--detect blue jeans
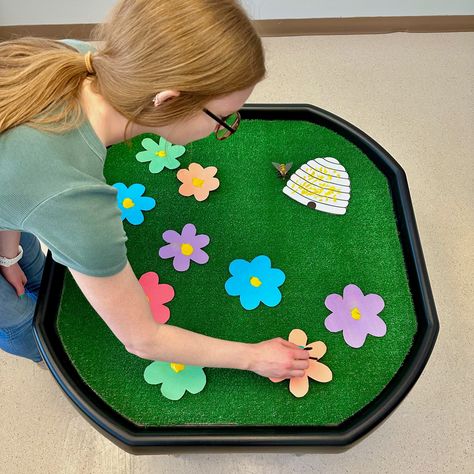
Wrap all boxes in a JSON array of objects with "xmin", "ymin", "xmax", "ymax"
[{"xmin": 0, "ymin": 232, "xmax": 45, "ymax": 363}]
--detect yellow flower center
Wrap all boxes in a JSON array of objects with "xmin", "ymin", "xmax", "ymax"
[
  {"xmin": 351, "ymin": 307, "xmax": 362, "ymax": 320},
  {"xmin": 192, "ymin": 177, "xmax": 205, "ymax": 187},
  {"xmin": 181, "ymin": 243, "xmax": 194, "ymax": 256},
  {"xmin": 122, "ymin": 198, "xmax": 135, "ymax": 209},
  {"xmin": 155, "ymin": 150, "xmax": 167, "ymax": 157},
  {"xmin": 170, "ymin": 363, "xmax": 185, "ymax": 373},
  {"xmin": 250, "ymin": 276, "xmax": 262, "ymax": 287}
]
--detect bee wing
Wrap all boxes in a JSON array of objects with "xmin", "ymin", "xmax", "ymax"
[
  {"xmin": 286, "ymin": 162, "xmax": 293, "ymax": 173},
  {"xmin": 271, "ymin": 162, "xmax": 281, "ymax": 170}
]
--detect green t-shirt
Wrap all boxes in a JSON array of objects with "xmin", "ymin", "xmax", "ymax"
[{"xmin": 0, "ymin": 39, "xmax": 128, "ymax": 277}]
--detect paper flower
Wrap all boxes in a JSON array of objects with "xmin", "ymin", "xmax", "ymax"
[
  {"xmin": 136, "ymin": 137, "xmax": 185, "ymax": 174},
  {"xmin": 270, "ymin": 329, "xmax": 332, "ymax": 398},
  {"xmin": 224, "ymin": 255, "xmax": 285, "ymax": 310},
  {"xmin": 158, "ymin": 223, "xmax": 210, "ymax": 272},
  {"xmin": 138, "ymin": 272, "xmax": 175, "ymax": 324},
  {"xmin": 112, "ymin": 183, "xmax": 156, "ymax": 225},
  {"xmin": 144, "ymin": 360, "xmax": 206, "ymax": 400},
  {"xmin": 177, "ymin": 163, "xmax": 220, "ymax": 201},
  {"xmin": 324, "ymin": 284, "xmax": 386, "ymax": 348}
]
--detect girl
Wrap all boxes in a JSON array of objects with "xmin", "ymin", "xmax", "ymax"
[{"xmin": 0, "ymin": 0, "xmax": 309, "ymax": 378}]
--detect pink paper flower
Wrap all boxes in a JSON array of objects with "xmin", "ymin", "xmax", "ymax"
[{"xmin": 138, "ymin": 272, "xmax": 175, "ymax": 324}]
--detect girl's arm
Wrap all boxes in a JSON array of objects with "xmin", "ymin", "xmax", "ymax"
[
  {"xmin": 0, "ymin": 230, "xmax": 21, "ymax": 257},
  {"xmin": 69, "ymin": 260, "xmax": 309, "ymax": 379}
]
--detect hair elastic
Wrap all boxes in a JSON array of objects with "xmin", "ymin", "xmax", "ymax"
[{"xmin": 84, "ymin": 51, "xmax": 95, "ymax": 74}]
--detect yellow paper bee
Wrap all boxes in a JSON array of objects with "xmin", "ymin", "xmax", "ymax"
[{"xmin": 272, "ymin": 161, "xmax": 293, "ymax": 179}]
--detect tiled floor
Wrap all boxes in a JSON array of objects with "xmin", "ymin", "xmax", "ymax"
[{"xmin": 1, "ymin": 32, "xmax": 473, "ymax": 473}]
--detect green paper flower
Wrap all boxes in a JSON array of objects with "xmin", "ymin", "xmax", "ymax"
[
  {"xmin": 144, "ymin": 360, "xmax": 207, "ymax": 400},
  {"xmin": 136, "ymin": 137, "xmax": 185, "ymax": 174}
]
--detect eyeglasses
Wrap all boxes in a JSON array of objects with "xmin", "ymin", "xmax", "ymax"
[{"xmin": 203, "ymin": 108, "xmax": 241, "ymax": 140}]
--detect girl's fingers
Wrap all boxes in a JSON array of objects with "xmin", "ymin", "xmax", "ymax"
[
  {"xmin": 292, "ymin": 359, "xmax": 310, "ymax": 370},
  {"xmin": 289, "ymin": 369, "xmax": 306, "ymax": 378}
]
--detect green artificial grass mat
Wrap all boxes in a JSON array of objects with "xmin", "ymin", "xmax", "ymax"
[{"xmin": 56, "ymin": 119, "xmax": 417, "ymax": 427}]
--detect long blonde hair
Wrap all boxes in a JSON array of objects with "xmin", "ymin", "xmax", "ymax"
[{"xmin": 0, "ymin": 0, "xmax": 265, "ymax": 141}]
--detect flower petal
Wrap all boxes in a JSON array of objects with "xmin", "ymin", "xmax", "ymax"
[
  {"xmin": 136, "ymin": 150, "xmax": 154, "ymax": 163},
  {"xmin": 289, "ymin": 375, "xmax": 309, "ymax": 398},
  {"xmin": 173, "ymin": 254, "xmax": 191, "ymax": 272},
  {"xmin": 240, "ymin": 290, "xmax": 262, "ymax": 310},
  {"xmin": 193, "ymin": 233, "xmax": 210, "ymax": 249},
  {"xmin": 188, "ymin": 162, "xmax": 204, "ymax": 176},
  {"xmin": 149, "ymin": 160, "xmax": 166, "ymax": 174},
  {"xmin": 177, "ymin": 168, "xmax": 192, "ymax": 184},
  {"xmin": 159, "ymin": 243, "xmax": 179, "ymax": 259},
  {"xmin": 343, "ymin": 284, "xmax": 365, "ymax": 306},
  {"xmin": 229, "ymin": 259, "xmax": 251, "ymax": 276},
  {"xmin": 325, "ymin": 293, "xmax": 343, "ymax": 312},
  {"xmin": 138, "ymin": 196, "xmax": 156, "ymax": 211},
  {"xmin": 151, "ymin": 304, "xmax": 170, "ymax": 324},
  {"xmin": 179, "ymin": 183, "xmax": 196, "ymax": 197},
  {"xmin": 144, "ymin": 361, "xmax": 168, "ymax": 384},
  {"xmin": 266, "ymin": 268, "xmax": 286, "ymax": 287},
  {"xmin": 155, "ymin": 283, "xmax": 175, "ymax": 305},
  {"xmin": 164, "ymin": 157, "xmax": 181, "ymax": 169},
  {"xmin": 162, "ymin": 229, "xmax": 182, "ymax": 244},
  {"xmin": 306, "ymin": 360, "xmax": 332, "ymax": 383},
  {"xmin": 225, "ymin": 276, "xmax": 242, "ymax": 296},
  {"xmin": 250, "ymin": 255, "xmax": 272, "ymax": 272},
  {"xmin": 260, "ymin": 287, "xmax": 282, "ymax": 308},
  {"xmin": 194, "ymin": 188, "xmax": 210, "ymax": 201},
  {"xmin": 366, "ymin": 314, "xmax": 387, "ymax": 337},
  {"xmin": 190, "ymin": 248, "xmax": 209, "ymax": 265},
  {"xmin": 128, "ymin": 183, "xmax": 146, "ymax": 200},
  {"xmin": 181, "ymin": 223, "xmax": 197, "ymax": 241},
  {"xmin": 343, "ymin": 327, "xmax": 368, "ymax": 349},
  {"xmin": 126, "ymin": 209, "xmax": 144, "ymax": 225},
  {"xmin": 161, "ymin": 381, "xmax": 186, "ymax": 401},
  {"xmin": 141, "ymin": 138, "xmax": 160, "ymax": 152},
  {"xmin": 288, "ymin": 329, "xmax": 307, "ymax": 346},
  {"xmin": 306, "ymin": 340, "xmax": 327, "ymax": 359},
  {"xmin": 183, "ymin": 366, "xmax": 207, "ymax": 394},
  {"xmin": 324, "ymin": 312, "xmax": 345, "ymax": 333},
  {"xmin": 363, "ymin": 293, "xmax": 385, "ymax": 314},
  {"xmin": 169, "ymin": 145, "xmax": 186, "ymax": 159}
]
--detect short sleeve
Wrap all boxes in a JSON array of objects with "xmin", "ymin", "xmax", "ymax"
[{"xmin": 22, "ymin": 185, "xmax": 128, "ymax": 277}]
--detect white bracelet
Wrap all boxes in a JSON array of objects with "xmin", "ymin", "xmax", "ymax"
[{"xmin": 0, "ymin": 245, "xmax": 23, "ymax": 267}]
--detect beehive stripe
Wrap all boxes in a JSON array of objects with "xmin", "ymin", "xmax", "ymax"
[
  {"xmin": 291, "ymin": 173, "xmax": 351, "ymax": 201},
  {"xmin": 300, "ymin": 165, "xmax": 351, "ymax": 190},
  {"xmin": 314, "ymin": 157, "xmax": 346, "ymax": 172},
  {"xmin": 283, "ymin": 186, "xmax": 347, "ymax": 215},
  {"xmin": 285, "ymin": 180, "xmax": 349, "ymax": 208},
  {"xmin": 306, "ymin": 160, "xmax": 349, "ymax": 180}
]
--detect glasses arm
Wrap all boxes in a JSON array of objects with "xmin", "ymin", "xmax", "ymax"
[{"xmin": 203, "ymin": 108, "xmax": 235, "ymax": 133}]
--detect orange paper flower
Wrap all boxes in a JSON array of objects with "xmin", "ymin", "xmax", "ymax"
[
  {"xmin": 270, "ymin": 329, "xmax": 333, "ymax": 398},
  {"xmin": 177, "ymin": 163, "xmax": 220, "ymax": 201}
]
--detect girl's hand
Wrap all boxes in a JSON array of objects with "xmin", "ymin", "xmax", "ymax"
[
  {"xmin": 247, "ymin": 338, "xmax": 310, "ymax": 379},
  {"xmin": 0, "ymin": 263, "xmax": 27, "ymax": 297}
]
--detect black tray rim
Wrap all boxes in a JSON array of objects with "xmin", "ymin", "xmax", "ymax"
[{"xmin": 33, "ymin": 103, "xmax": 439, "ymax": 454}]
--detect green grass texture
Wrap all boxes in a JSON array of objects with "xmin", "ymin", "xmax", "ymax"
[{"xmin": 56, "ymin": 119, "xmax": 417, "ymax": 427}]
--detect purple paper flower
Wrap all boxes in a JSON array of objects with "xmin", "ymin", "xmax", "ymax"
[
  {"xmin": 158, "ymin": 223, "xmax": 209, "ymax": 272},
  {"xmin": 324, "ymin": 284, "xmax": 386, "ymax": 348}
]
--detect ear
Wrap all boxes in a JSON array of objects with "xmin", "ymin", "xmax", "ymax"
[{"xmin": 154, "ymin": 90, "xmax": 181, "ymax": 106}]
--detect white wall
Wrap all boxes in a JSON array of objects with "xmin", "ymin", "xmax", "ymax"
[{"xmin": 1, "ymin": 0, "xmax": 473, "ymax": 26}]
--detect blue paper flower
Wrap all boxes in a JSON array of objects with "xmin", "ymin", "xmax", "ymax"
[
  {"xmin": 144, "ymin": 361, "xmax": 207, "ymax": 400},
  {"xmin": 112, "ymin": 183, "xmax": 156, "ymax": 225},
  {"xmin": 136, "ymin": 137, "xmax": 185, "ymax": 174},
  {"xmin": 224, "ymin": 255, "xmax": 286, "ymax": 310}
]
